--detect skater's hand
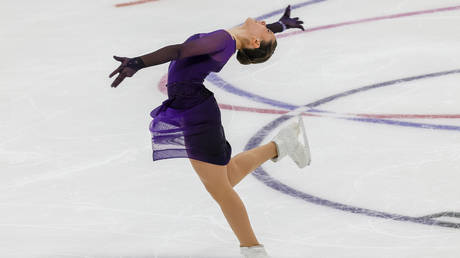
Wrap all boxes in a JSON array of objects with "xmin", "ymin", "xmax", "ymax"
[
  {"xmin": 279, "ymin": 5, "xmax": 305, "ymax": 31},
  {"xmin": 109, "ymin": 56, "xmax": 139, "ymax": 88}
]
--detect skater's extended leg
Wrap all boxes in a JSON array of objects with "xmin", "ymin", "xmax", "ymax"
[
  {"xmin": 226, "ymin": 141, "xmax": 277, "ymax": 187},
  {"xmin": 189, "ymin": 158, "xmax": 261, "ymax": 247}
]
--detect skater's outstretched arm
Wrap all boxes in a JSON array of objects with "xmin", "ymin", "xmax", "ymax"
[
  {"xmin": 266, "ymin": 5, "xmax": 305, "ymax": 33},
  {"xmin": 109, "ymin": 30, "xmax": 229, "ymax": 88}
]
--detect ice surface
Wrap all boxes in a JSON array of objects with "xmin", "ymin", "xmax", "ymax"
[{"xmin": 2, "ymin": 0, "xmax": 460, "ymax": 257}]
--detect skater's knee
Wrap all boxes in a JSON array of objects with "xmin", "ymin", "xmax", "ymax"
[
  {"xmin": 226, "ymin": 158, "xmax": 243, "ymax": 186},
  {"xmin": 201, "ymin": 174, "xmax": 233, "ymax": 202},
  {"xmin": 204, "ymin": 183, "xmax": 233, "ymax": 203}
]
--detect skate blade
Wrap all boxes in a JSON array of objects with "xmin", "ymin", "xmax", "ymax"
[{"xmin": 297, "ymin": 115, "xmax": 311, "ymax": 166}]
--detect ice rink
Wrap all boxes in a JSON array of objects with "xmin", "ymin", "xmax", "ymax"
[{"xmin": 2, "ymin": 0, "xmax": 460, "ymax": 257}]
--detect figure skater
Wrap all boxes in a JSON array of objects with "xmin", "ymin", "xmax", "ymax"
[{"xmin": 109, "ymin": 5, "xmax": 309, "ymax": 258}]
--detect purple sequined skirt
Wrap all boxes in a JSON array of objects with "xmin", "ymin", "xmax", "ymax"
[{"xmin": 149, "ymin": 81, "xmax": 232, "ymax": 165}]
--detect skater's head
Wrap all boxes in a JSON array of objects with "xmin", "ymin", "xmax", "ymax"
[{"xmin": 232, "ymin": 17, "xmax": 277, "ymax": 65}]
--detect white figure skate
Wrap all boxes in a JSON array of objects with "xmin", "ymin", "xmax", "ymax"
[
  {"xmin": 270, "ymin": 115, "xmax": 311, "ymax": 168},
  {"xmin": 240, "ymin": 244, "xmax": 270, "ymax": 258}
]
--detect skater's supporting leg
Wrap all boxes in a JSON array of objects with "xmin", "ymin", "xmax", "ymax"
[
  {"xmin": 189, "ymin": 158, "xmax": 261, "ymax": 247},
  {"xmin": 226, "ymin": 141, "xmax": 277, "ymax": 187}
]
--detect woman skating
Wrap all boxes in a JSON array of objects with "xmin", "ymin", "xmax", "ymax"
[{"xmin": 109, "ymin": 5, "xmax": 308, "ymax": 258}]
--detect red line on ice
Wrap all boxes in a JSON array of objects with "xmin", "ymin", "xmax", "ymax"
[
  {"xmin": 156, "ymin": 77, "xmax": 458, "ymax": 119},
  {"xmin": 355, "ymin": 114, "xmax": 460, "ymax": 119},
  {"xmin": 115, "ymin": 0, "xmax": 158, "ymax": 8},
  {"xmin": 278, "ymin": 5, "xmax": 460, "ymax": 38}
]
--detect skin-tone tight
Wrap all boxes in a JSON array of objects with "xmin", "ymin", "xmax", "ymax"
[{"xmin": 188, "ymin": 141, "xmax": 278, "ymax": 247}]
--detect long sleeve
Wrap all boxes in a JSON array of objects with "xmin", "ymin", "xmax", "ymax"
[
  {"xmin": 139, "ymin": 44, "xmax": 181, "ymax": 67},
  {"xmin": 139, "ymin": 30, "xmax": 228, "ymax": 67}
]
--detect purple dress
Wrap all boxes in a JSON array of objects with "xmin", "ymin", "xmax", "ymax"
[{"xmin": 149, "ymin": 29, "xmax": 236, "ymax": 165}]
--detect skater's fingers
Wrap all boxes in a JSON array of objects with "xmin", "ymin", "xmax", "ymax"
[
  {"xmin": 113, "ymin": 55, "xmax": 125, "ymax": 62},
  {"xmin": 111, "ymin": 73, "xmax": 126, "ymax": 88},
  {"xmin": 109, "ymin": 65, "xmax": 125, "ymax": 78},
  {"xmin": 109, "ymin": 66, "xmax": 122, "ymax": 78},
  {"xmin": 283, "ymin": 5, "xmax": 291, "ymax": 17}
]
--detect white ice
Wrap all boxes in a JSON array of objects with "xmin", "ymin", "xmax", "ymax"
[{"xmin": 2, "ymin": 0, "xmax": 460, "ymax": 257}]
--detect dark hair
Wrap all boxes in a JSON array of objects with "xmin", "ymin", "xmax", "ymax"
[{"xmin": 236, "ymin": 39, "xmax": 277, "ymax": 65}]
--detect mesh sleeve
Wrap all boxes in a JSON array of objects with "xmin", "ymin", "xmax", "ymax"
[{"xmin": 139, "ymin": 44, "xmax": 182, "ymax": 67}]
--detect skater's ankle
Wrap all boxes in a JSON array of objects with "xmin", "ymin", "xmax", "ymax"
[
  {"xmin": 269, "ymin": 141, "xmax": 278, "ymax": 159},
  {"xmin": 240, "ymin": 242, "xmax": 261, "ymax": 248}
]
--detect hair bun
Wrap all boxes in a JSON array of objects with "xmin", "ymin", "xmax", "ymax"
[
  {"xmin": 236, "ymin": 40, "xmax": 277, "ymax": 65},
  {"xmin": 236, "ymin": 50, "xmax": 252, "ymax": 65}
]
